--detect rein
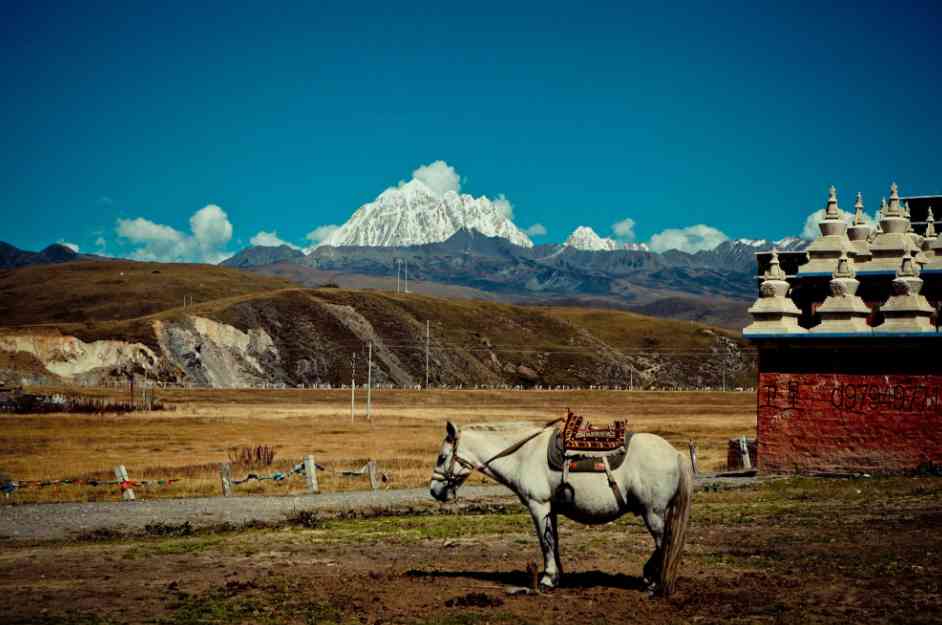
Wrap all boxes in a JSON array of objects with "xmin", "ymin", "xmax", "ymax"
[{"xmin": 431, "ymin": 418, "xmax": 562, "ymax": 489}]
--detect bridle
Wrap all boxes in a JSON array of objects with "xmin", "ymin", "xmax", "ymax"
[
  {"xmin": 430, "ymin": 418, "xmax": 563, "ymax": 493},
  {"xmin": 430, "ymin": 432, "xmax": 477, "ymax": 490}
]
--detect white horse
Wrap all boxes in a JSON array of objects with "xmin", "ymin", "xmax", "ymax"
[{"xmin": 430, "ymin": 420, "xmax": 693, "ymax": 596}]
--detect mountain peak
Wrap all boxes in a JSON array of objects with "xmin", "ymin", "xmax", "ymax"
[
  {"xmin": 320, "ymin": 184, "xmax": 533, "ymax": 249},
  {"xmin": 564, "ymin": 226, "xmax": 619, "ymax": 251},
  {"xmin": 220, "ymin": 244, "xmax": 304, "ymax": 268}
]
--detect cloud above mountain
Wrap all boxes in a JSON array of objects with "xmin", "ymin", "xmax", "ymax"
[
  {"xmin": 648, "ymin": 224, "xmax": 729, "ymax": 253},
  {"xmin": 612, "ymin": 218, "xmax": 637, "ymax": 242},
  {"xmin": 116, "ymin": 204, "xmax": 233, "ymax": 263},
  {"xmin": 525, "ymin": 223, "xmax": 547, "ymax": 236},
  {"xmin": 250, "ymin": 230, "xmax": 299, "ymax": 249},
  {"xmin": 404, "ymin": 160, "xmax": 460, "ymax": 198}
]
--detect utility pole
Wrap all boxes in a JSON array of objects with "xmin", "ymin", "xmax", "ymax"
[
  {"xmin": 425, "ymin": 320, "xmax": 430, "ymax": 390},
  {"xmin": 351, "ymin": 353, "xmax": 357, "ymax": 423},
  {"xmin": 404, "ymin": 259, "xmax": 409, "ymax": 293},
  {"xmin": 722, "ymin": 363, "xmax": 726, "ymax": 392},
  {"xmin": 396, "ymin": 259, "xmax": 401, "ymax": 293},
  {"xmin": 366, "ymin": 342, "xmax": 372, "ymax": 422}
]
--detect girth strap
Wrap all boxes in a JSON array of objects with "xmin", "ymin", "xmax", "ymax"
[{"xmin": 602, "ymin": 456, "xmax": 627, "ymax": 511}]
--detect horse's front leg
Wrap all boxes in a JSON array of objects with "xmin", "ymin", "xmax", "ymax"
[{"xmin": 526, "ymin": 500, "xmax": 560, "ymax": 590}]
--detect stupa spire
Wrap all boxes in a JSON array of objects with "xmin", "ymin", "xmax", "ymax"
[
  {"xmin": 811, "ymin": 250, "xmax": 871, "ymax": 334},
  {"xmin": 886, "ymin": 182, "xmax": 901, "ymax": 217},
  {"xmin": 799, "ymin": 185, "xmax": 853, "ymax": 275},
  {"xmin": 854, "ymin": 192, "xmax": 866, "ymax": 225},
  {"xmin": 744, "ymin": 249, "xmax": 805, "ymax": 336},
  {"xmin": 926, "ymin": 207, "xmax": 937, "ymax": 238},
  {"xmin": 825, "ymin": 185, "xmax": 840, "ymax": 219}
]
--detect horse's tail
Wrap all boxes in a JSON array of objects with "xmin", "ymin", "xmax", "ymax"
[{"xmin": 658, "ymin": 454, "xmax": 693, "ymax": 597}]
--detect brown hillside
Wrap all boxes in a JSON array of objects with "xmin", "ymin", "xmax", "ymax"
[
  {"xmin": 0, "ymin": 261, "xmax": 296, "ymax": 328},
  {"xmin": 0, "ymin": 262, "xmax": 755, "ymax": 389}
]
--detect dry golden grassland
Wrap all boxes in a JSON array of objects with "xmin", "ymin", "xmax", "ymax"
[{"xmin": 1, "ymin": 388, "xmax": 755, "ymax": 504}]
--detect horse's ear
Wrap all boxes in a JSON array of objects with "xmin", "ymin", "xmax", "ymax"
[{"xmin": 446, "ymin": 420, "xmax": 458, "ymax": 442}]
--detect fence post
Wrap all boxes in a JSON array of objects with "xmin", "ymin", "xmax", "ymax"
[
  {"xmin": 304, "ymin": 454, "xmax": 319, "ymax": 494},
  {"xmin": 687, "ymin": 440, "xmax": 699, "ymax": 476},
  {"xmin": 220, "ymin": 463, "xmax": 232, "ymax": 497},
  {"xmin": 368, "ymin": 460, "xmax": 378, "ymax": 491},
  {"xmin": 114, "ymin": 465, "xmax": 135, "ymax": 501},
  {"xmin": 739, "ymin": 436, "xmax": 752, "ymax": 470}
]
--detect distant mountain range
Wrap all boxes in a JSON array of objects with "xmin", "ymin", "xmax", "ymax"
[
  {"xmin": 221, "ymin": 229, "xmax": 808, "ymax": 329},
  {"xmin": 0, "ymin": 242, "xmax": 99, "ymax": 269},
  {"xmin": 2, "ymin": 227, "xmax": 806, "ymax": 330}
]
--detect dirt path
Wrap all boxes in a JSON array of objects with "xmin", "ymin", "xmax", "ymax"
[
  {"xmin": 1, "ymin": 476, "xmax": 939, "ymax": 625},
  {"xmin": 0, "ymin": 477, "xmax": 760, "ymax": 542}
]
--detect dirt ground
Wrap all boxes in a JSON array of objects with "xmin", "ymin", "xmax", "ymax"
[
  {"xmin": 2, "ymin": 389, "xmax": 755, "ymax": 503},
  {"xmin": 2, "ymin": 476, "xmax": 940, "ymax": 625}
]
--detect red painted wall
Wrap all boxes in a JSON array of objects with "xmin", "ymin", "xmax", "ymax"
[{"xmin": 758, "ymin": 372, "xmax": 942, "ymax": 473}]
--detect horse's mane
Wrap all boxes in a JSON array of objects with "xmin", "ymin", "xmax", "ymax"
[{"xmin": 464, "ymin": 421, "xmax": 544, "ymax": 432}]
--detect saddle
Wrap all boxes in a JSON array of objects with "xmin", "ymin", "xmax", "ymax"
[{"xmin": 547, "ymin": 410, "xmax": 633, "ymax": 509}]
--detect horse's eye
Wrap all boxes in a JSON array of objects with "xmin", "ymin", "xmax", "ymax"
[{"xmin": 436, "ymin": 454, "xmax": 446, "ymax": 465}]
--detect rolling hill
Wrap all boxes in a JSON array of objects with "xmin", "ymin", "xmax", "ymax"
[{"xmin": 0, "ymin": 262, "xmax": 755, "ymax": 390}]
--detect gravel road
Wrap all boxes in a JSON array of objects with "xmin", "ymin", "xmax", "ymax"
[{"xmin": 0, "ymin": 476, "xmax": 762, "ymax": 542}]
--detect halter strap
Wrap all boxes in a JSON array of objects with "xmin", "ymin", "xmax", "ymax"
[{"xmin": 431, "ymin": 418, "xmax": 563, "ymax": 487}]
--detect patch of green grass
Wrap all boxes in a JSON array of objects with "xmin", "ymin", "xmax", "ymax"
[
  {"xmin": 125, "ymin": 535, "xmax": 224, "ymax": 558},
  {"xmin": 308, "ymin": 512, "xmax": 533, "ymax": 543}
]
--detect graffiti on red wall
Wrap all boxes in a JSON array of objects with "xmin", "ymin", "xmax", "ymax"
[
  {"xmin": 757, "ymin": 372, "xmax": 942, "ymax": 472},
  {"xmin": 760, "ymin": 376, "xmax": 942, "ymax": 414}
]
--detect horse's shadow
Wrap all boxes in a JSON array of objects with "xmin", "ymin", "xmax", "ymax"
[{"xmin": 405, "ymin": 568, "xmax": 648, "ymax": 591}]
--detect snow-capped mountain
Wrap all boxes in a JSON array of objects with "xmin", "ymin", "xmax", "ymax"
[
  {"xmin": 563, "ymin": 226, "xmax": 649, "ymax": 252},
  {"xmin": 734, "ymin": 237, "xmax": 806, "ymax": 251},
  {"xmin": 564, "ymin": 226, "xmax": 619, "ymax": 251},
  {"xmin": 321, "ymin": 179, "xmax": 533, "ymax": 248}
]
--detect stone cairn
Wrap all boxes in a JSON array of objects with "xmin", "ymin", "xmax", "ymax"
[
  {"xmin": 846, "ymin": 192, "xmax": 873, "ymax": 266},
  {"xmin": 744, "ymin": 250, "xmax": 805, "ymax": 335},
  {"xmin": 811, "ymin": 251, "xmax": 872, "ymax": 333},
  {"xmin": 800, "ymin": 186, "xmax": 854, "ymax": 275},
  {"xmin": 874, "ymin": 251, "xmax": 936, "ymax": 333},
  {"xmin": 869, "ymin": 182, "xmax": 923, "ymax": 271}
]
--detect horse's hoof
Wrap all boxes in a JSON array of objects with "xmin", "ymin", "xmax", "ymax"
[{"xmin": 539, "ymin": 582, "xmax": 556, "ymax": 593}]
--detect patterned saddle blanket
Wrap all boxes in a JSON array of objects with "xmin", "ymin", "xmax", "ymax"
[{"xmin": 547, "ymin": 411, "xmax": 633, "ymax": 473}]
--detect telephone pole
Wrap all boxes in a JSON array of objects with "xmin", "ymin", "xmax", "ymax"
[
  {"xmin": 351, "ymin": 353, "xmax": 357, "ymax": 423},
  {"xmin": 366, "ymin": 342, "xmax": 373, "ymax": 422},
  {"xmin": 404, "ymin": 259, "xmax": 409, "ymax": 293},
  {"xmin": 425, "ymin": 320, "xmax": 430, "ymax": 390},
  {"xmin": 396, "ymin": 259, "xmax": 402, "ymax": 293}
]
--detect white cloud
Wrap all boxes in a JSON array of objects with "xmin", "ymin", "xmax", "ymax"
[
  {"xmin": 94, "ymin": 237, "xmax": 107, "ymax": 254},
  {"xmin": 58, "ymin": 240, "xmax": 79, "ymax": 252},
  {"xmin": 800, "ymin": 207, "xmax": 874, "ymax": 240},
  {"xmin": 304, "ymin": 225, "xmax": 340, "ymax": 252},
  {"xmin": 612, "ymin": 218, "xmax": 637, "ymax": 242},
  {"xmin": 525, "ymin": 223, "xmax": 547, "ymax": 236},
  {"xmin": 493, "ymin": 193, "xmax": 513, "ymax": 219},
  {"xmin": 409, "ymin": 160, "xmax": 461, "ymax": 197},
  {"xmin": 648, "ymin": 224, "xmax": 729, "ymax": 253},
  {"xmin": 250, "ymin": 230, "xmax": 299, "ymax": 249},
  {"xmin": 116, "ymin": 204, "xmax": 233, "ymax": 264}
]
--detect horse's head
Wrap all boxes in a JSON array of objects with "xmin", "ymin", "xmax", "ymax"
[{"xmin": 429, "ymin": 420, "xmax": 473, "ymax": 502}]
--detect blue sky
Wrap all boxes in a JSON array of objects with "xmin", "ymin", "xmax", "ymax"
[{"xmin": 2, "ymin": 1, "xmax": 940, "ymax": 260}]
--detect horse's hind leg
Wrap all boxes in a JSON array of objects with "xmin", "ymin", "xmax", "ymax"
[
  {"xmin": 550, "ymin": 506, "xmax": 563, "ymax": 578},
  {"xmin": 526, "ymin": 500, "xmax": 560, "ymax": 589},
  {"xmin": 641, "ymin": 508, "xmax": 665, "ymax": 587}
]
